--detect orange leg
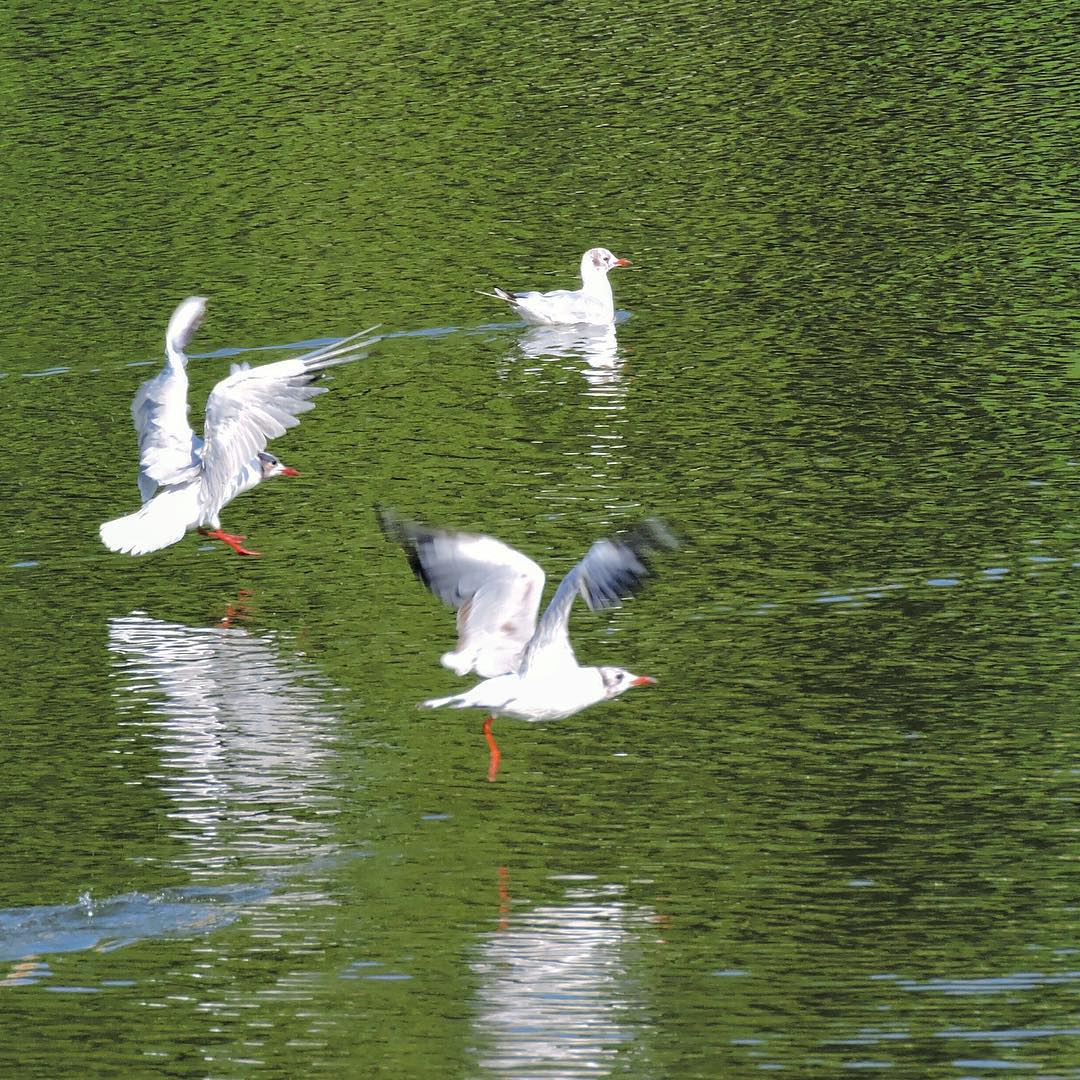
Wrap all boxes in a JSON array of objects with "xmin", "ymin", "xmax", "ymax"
[
  {"xmin": 199, "ymin": 528, "xmax": 261, "ymax": 557},
  {"xmin": 483, "ymin": 715, "xmax": 501, "ymax": 782},
  {"xmin": 497, "ymin": 865, "xmax": 511, "ymax": 930},
  {"xmin": 219, "ymin": 588, "xmax": 255, "ymax": 628}
]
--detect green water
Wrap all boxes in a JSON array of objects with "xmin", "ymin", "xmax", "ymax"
[{"xmin": 1, "ymin": 0, "xmax": 1077, "ymax": 1076}]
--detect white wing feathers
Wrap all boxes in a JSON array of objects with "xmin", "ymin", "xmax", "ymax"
[
  {"xmin": 131, "ymin": 296, "xmax": 208, "ymax": 502},
  {"xmin": 476, "ymin": 288, "xmax": 517, "ymax": 304},
  {"xmin": 197, "ymin": 327, "xmax": 379, "ymax": 517},
  {"xmin": 165, "ymin": 295, "xmax": 209, "ymax": 362},
  {"xmin": 379, "ymin": 512, "xmax": 546, "ymax": 678},
  {"xmin": 131, "ymin": 366, "xmax": 201, "ymax": 502}
]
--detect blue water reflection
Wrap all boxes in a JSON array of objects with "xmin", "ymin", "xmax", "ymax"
[{"xmin": 0, "ymin": 884, "xmax": 272, "ymax": 969}]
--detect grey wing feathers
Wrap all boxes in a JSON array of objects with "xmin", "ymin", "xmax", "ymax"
[
  {"xmin": 580, "ymin": 518, "xmax": 678, "ymax": 610},
  {"xmin": 379, "ymin": 510, "xmax": 546, "ymax": 677},
  {"xmin": 523, "ymin": 519, "xmax": 677, "ymax": 668},
  {"xmin": 379, "ymin": 510, "xmax": 536, "ymax": 607},
  {"xmin": 380, "ymin": 512, "xmax": 479, "ymax": 606}
]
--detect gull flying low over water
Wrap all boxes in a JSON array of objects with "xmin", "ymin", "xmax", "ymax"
[
  {"xmin": 99, "ymin": 297, "xmax": 379, "ymax": 557},
  {"xmin": 380, "ymin": 511, "xmax": 676, "ymax": 780},
  {"xmin": 479, "ymin": 248, "xmax": 632, "ymax": 326}
]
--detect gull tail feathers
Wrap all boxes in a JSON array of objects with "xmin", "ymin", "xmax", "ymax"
[
  {"xmin": 99, "ymin": 491, "xmax": 191, "ymax": 556},
  {"xmin": 419, "ymin": 692, "xmax": 468, "ymax": 710}
]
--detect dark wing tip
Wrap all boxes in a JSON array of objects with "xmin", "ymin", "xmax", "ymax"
[
  {"xmin": 621, "ymin": 517, "xmax": 680, "ymax": 557},
  {"xmin": 580, "ymin": 518, "xmax": 679, "ymax": 612},
  {"xmin": 376, "ymin": 506, "xmax": 441, "ymax": 593},
  {"xmin": 376, "ymin": 505, "xmax": 404, "ymax": 542}
]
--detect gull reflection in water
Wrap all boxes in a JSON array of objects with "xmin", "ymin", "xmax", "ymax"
[
  {"xmin": 0, "ymin": 611, "xmax": 344, "ymax": 977},
  {"xmin": 107, "ymin": 610, "xmax": 342, "ymax": 877},
  {"xmin": 473, "ymin": 880, "xmax": 653, "ymax": 1077},
  {"xmin": 516, "ymin": 323, "xmax": 622, "ymax": 380},
  {"xmin": 510, "ymin": 324, "xmax": 631, "ymax": 518}
]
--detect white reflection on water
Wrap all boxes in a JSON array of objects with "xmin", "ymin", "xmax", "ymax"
[
  {"xmin": 0, "ymin": 613, "xmax": 343, "ymax": 976},
  {"xmin": 107, "ymin": 610, "xmax": 342, "ymax": 877},
  {"xmin": 507, "ymin": 324, "xmax": 632, "ymax": 520},
  {"xmin": 472, "ymin": 881, "xmax": 652, "ymax": 1077},
  {"xmin": 517, "ymin": 324, "xmax": 621, "ymax": 375}
]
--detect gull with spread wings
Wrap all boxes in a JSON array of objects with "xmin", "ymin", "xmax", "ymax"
[
  {"xmin": 380, "ymin": 511, "xmax": 676, "ymax": 780},
  {"xmin": 100, "ymin": 297, "xmax": 379, "ymax": 557}
]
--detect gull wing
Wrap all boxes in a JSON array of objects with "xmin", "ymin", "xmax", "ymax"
[
  {"xmin": 131, "ymin": 296, "xmax": 207, "ymax": 502},
  {"xmin": 520, "ymin": 519, "xmax": 677, "ymax": 672},
  {"xmin": 380, "ymin": 511, "xmax": 546, "ymax": 678},
  {"xmin": 196, "ymin": 326, "xmax": 379, "ymax": 518},
  {"xmin": 512, "ymin": 287, "xmax": 612, "ymax": 326}
]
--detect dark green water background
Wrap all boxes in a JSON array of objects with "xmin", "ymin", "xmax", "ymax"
[{"xmin": 1, "ymin": 1, "xmax": 1076, "ymax": 1076}]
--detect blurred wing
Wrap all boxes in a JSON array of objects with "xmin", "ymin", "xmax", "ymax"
[
  {"xmin": 130, "ymin": 297, "xmax": 209, "ymax": 501},
  {"xmin": 521, "ymin": 519, "xmax": 677, "ymax": 672},
  {"xmin": 197, "ymin": 327, "xmax": 379, "ymax": 516},
  {"xmin": 380, "ymin": 511, "xmax": 545, "ymax": 677}
]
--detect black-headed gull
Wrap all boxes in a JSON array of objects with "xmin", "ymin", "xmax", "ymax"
[
  {"xmin": 380, "ymin": 512, "xmax": 676, "ymax": 779},
  {"xmin": 100, "ymin": 297, "xmax": 379, "ymax": 557},
  {"xmin": 480, "ymin": 248, "xmax": 631, "ymax": 326}
]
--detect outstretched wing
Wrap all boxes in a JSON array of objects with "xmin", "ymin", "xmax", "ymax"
[
  {"xmin": 380, "ymin": 511, "xmax": 545, "ymax": 678},
  {"xmin": 197, "ymin": 326, "xmax": 379, "ymax": 517},
  {"xmin": 521, "ymin": 519, "xmax": 677, "ymax": 672},
  {"xmin": 131, "ymin": 296, "xmax": 208, "ymax": 501}
]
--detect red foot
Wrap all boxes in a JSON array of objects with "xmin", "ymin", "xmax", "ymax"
[
  {"xmin": 483, "ymin": 716, "xmax": 501, "ymax": 782},
  {"xmin": 199, "ymin": 528, "xmax": 261, "ymax": 557}
]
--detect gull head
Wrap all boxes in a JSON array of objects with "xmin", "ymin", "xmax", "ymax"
[
  {"xmin": 599, "ymin": 666, "xmax": 657, "ymax": 700},
  {"xmin": 258, "ymin": 451, "xmax": 300, "ymax": 480},
  {"xmin": 583, "ymin": 248, "xmax": 632, "ymax": 278}
]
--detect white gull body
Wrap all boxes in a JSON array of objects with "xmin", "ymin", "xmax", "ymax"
[
  {"xmin": 481, "ymin": 248, "xmax": 631, "ymax": 326},
  {"xmin": 100, "ymin": 297, "xmax": 379, "ymax": 556},
  {"xmin": 381, "ymin": 513, "xmax": 676, "ymax": 737}
]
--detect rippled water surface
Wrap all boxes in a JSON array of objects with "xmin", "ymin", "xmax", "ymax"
[{"xmin": 1, "ymin": 1, "xmax": 1076, "ymax": 1076}]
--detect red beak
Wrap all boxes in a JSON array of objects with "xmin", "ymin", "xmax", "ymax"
[
  {"xmin": 630, "ymin": 675, "xmax": 656, "ymax": 687},
  {"xmin": 614, "ymin": 257, "xmax": 632, "ymax": 268},
  {"xmin": 280, "ymin": 467, "xmax": 301, "ymax": 478}
]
